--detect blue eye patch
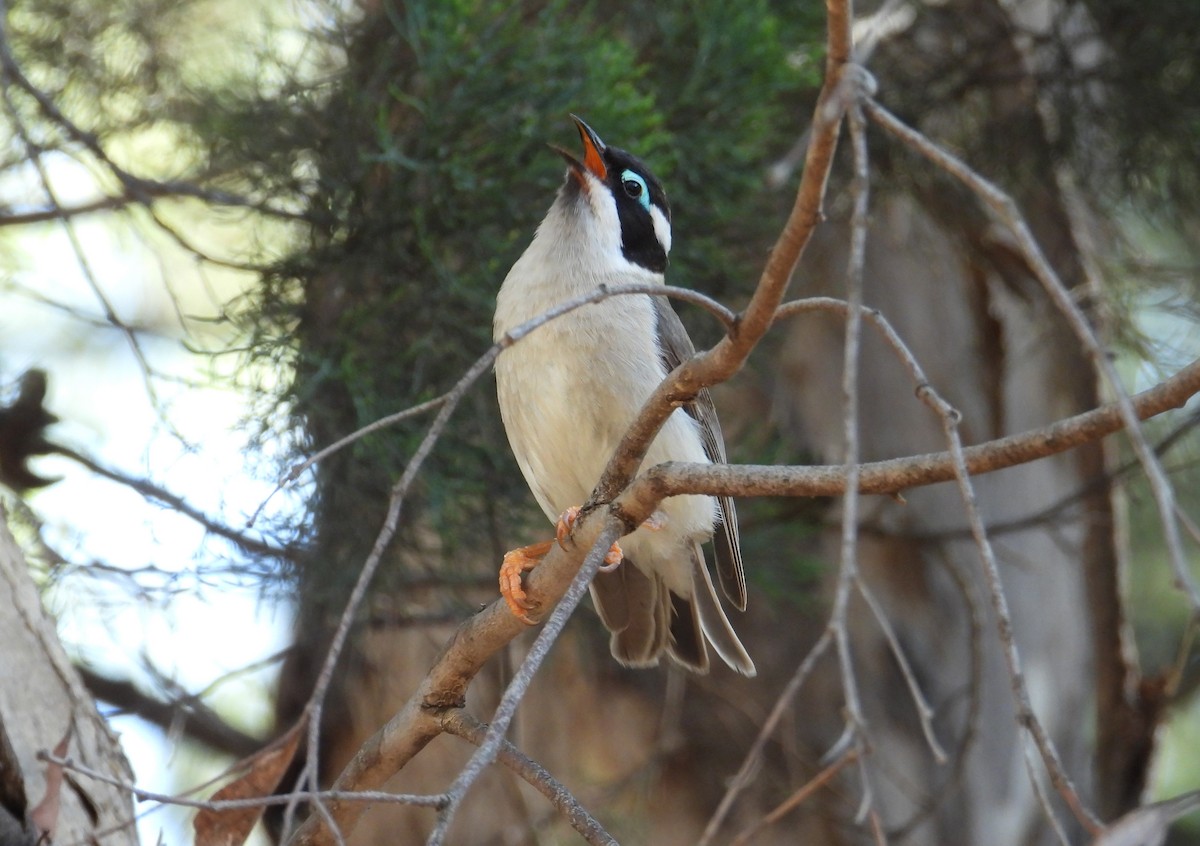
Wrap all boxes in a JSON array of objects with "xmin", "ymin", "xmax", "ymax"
[{"xmin": 620, "ymin": 169, "xmax": 651, "ymax": 211}]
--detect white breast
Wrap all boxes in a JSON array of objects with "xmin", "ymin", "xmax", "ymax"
[{"xmin": 494, "ymin": 198, "xmax": 716, "ymax": 592}]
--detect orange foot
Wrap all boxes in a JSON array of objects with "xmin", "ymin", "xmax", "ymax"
[
  {"xmin": 500, "ymin": 540, "xmax": 554, "ymax": 624},
  {"xmin": 556, "ymin": 506, "xmax": 624, "ymax": 572}
]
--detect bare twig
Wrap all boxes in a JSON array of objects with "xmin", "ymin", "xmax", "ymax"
[
  {"xmin": 631, "ymin": 357, "xmax": 1200, "ymax": 506},
  {"xmin": 36, "ymin": 751, "xmax": 444, "ymax": 810},
  {"xmin": 729, "ymin": 747, "xmax": 860, "ymax": 846},
  {"xmin": 53, "ymin": 446, "xmax": 292, "ymax": 561},
  {"xmin": 79, "ymin": 667, "xmax": 263, "ymax": 759},
  {"xmin": 698, "ymin": 631, "xmax": 835, "ymax": 845},
  {"xmin": 864, "ymin": 97, "xmax": 1199, "ymax": 613},
  {"xmin": 855, "ymin": 575, "xmax": 948, "ymax": 763},
  {"xmin": 1020, "ymin": 737, "xmax": 1071, "ymax": 846},
  {"xmin": 917, "ymin": 371, "xmax": 1103, "ymax": 832},
  {"xmin": 290, "ymin": 329, "xmax": 504, "ymax": 842},
  {"xmin": 888, "ymin": 550, "xmax": 984, "ymax": 839},
  {"xmin": 425, "ymin": 518, "xmax": 624, "ymax": 844},
  {"xmin": 441, "ymin": 679, "xmax": 618, "ymax": 844},
  {"xmin": 829, "ymin": 97, "xmax": 876, "ymax": 826}
]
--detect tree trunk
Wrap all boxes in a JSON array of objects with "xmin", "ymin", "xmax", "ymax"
[{"xmin": 0, "ymin": 507, "xmax": 138, "ymax": 846}]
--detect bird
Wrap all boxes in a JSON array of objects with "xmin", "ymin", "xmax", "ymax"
[{"xmin": 492, "ymin": 115, "xmax": 754, "ymax": 676}]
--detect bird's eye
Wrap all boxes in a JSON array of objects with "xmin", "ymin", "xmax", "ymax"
[{"xmin": 620, "ymin": 169, "xmax": 650, "ymax": 211}]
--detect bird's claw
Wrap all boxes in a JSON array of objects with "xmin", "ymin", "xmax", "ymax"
[
  {"xmin": 499, "ymin": 541, "xmax": 553, "ymax": 625},
  {"xmin": 599, "ymin": 541, "xmax": 623, "ymax": 572},
  {"xmin": 555, "ymin": 506, "xmax": 581, "ymax": 549},
  {"xmin": 557, "ymin": 505, "xmax": 624, "ymax": 572}
]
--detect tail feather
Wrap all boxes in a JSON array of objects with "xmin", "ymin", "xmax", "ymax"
[
  {"xmin": 689, "ymin": 543, "xmax": 756, "ymax": 676},
  {"xmin": 590, "ymin": 559, "xmax": 666, "ymax": 667},
  {"xmin": 666, "ymin": 590, "xmax": 709, "ymax": 673},
  {"xmin": 589, "ymin": 547, "xmax": 754, "ymax": 676}
]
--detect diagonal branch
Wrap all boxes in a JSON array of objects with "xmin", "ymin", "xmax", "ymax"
[
  {"xmin": 441, "ymin": 712, "xmax": 617, "ymax": 846},
  {"xmin": 863, "ymin": 97, "xmax": 1199, "ymax": 613},
  {"xmin": 589, "ymin": 62, "xmax": 864, "ymax": 513},
  {"xmin": 79, "ymin": 667, "xmax": 264, "ymax": 759}
]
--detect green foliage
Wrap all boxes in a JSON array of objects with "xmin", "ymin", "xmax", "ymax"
[
  {"xmin": 1083, "ymin": 0, "xmax": 1200, "ymax": 217},
  {"xmin": 224, "ymin": 0, "xmax": 823, "ymax": 583}
]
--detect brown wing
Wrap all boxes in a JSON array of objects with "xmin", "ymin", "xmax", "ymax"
[{"xmin": 651, "ymin": 296, "xmax": 746, "ymax": 610}]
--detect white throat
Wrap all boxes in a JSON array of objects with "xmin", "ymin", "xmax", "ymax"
[{"xmin": 494, "ymin": 176, "xmax": 668, "ymax": 335}]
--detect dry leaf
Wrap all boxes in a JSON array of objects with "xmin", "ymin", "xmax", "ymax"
[
  {"xmin": 29, "ymin": 728, "xmax": 71, "ymax": 840},
  {"xmin": 193, "ymin": 718, "xmax": 305, "ymax": 846}
]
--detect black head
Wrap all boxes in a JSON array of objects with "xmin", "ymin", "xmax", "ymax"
[{"xmin": 553, "ymin": 115, "xmax": 672, "ymax": 274}]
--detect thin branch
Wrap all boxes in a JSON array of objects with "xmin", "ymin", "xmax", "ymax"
[
  {"xmin": 79, "ymin": 667, "xmax": 263, "ymax": 759},
  {"xmin": 875, "ymin": 409, "xmax": 1200, "ymax": 544},
  {"xmin": 1020, "ymin": 736, "xmax": 1071, "ymax": 846},
  {"xmin": 830, "ymin": 96, "xmax": 876, "ymax": 826},
  {"xmin": 854, "ymin": 576, "xmax": 948, "ymax": 763},
  {"xmin": 441, "ymin": 684, "xmax": 618, "ymax": 845},
  {"xmin": 426, "ymin": 518, "xmax": 624, "ymax": 844},
  {"xmin": 629, "ymin": 357, "xmax": 1200, "ymax": 507},
  {"xmin": 54, "ymin": 445, "xmax": 292, "ymax": 561},
  {"xmin": 35, "ymin": 752, "xmax": 445, "ymax": 810},
  {"xmin": 698, "ymin": 631, "xmax": 835, "ymax": 844},
  {"xmin": 0, "ymin": 194, "xmax": 140, "ymax": 227},
  {"xmin": 864, "ymin": 97, "xmax": 1199, "ymax": 613},
  {"xmin": 729, "ymin": 747, "xmax": 860, "ymax": 846},
  {"xmin": 290, "ymin": 327, "xmax": 504, "ymax": 843},
  {"xmin": 887, "ymin": 550, "xmax": 985, "ymax": 839},
  {"xmin": 246, "ymin": 393, "xmax": 450, "ymax": 528},
  {"xmin": 918, "ymin": 363, "xmax": 1102, "ymax": 832}
]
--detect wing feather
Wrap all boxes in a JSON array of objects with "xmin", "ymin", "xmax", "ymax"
[{"xmin": 651, "ymin": 296, "xmax": 746, "ymax": 610}]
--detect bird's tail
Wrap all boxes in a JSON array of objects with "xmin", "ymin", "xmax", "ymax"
[{"xmin": 686, "ymin": 542, "xmax": 756, "ymax": 677}]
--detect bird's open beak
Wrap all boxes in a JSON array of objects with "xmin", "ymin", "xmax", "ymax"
[{"xmin": 550, "ymin": 114, "xmax": 607, "ymax": 184}]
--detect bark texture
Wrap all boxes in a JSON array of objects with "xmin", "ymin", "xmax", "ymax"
[{"xmin": 0, "ymin": 507, "xmax": 137, "ymax": 846}]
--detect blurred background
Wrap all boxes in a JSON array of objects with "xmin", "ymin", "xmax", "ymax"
[{"xmin": 1, "ymin": 0, "xmax": 1198, "ymax": 843}]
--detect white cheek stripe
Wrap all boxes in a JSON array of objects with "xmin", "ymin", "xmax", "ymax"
[{"xmin": 650, "ymin": 206, "xmax": 672, "ymax": 255}]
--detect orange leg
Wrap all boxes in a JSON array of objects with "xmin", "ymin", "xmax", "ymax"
[
  {"xmin": 501, "ymin": 504, "xmax": 654, "ymax": 623},
  {"xmin": 499, "ymin": 540, "xmax": 553, "ymax": 625}
]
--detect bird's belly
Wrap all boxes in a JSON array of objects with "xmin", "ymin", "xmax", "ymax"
[{"xmin": 495, "ymin": 302, "xmax": 715, "ymax": 558}]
